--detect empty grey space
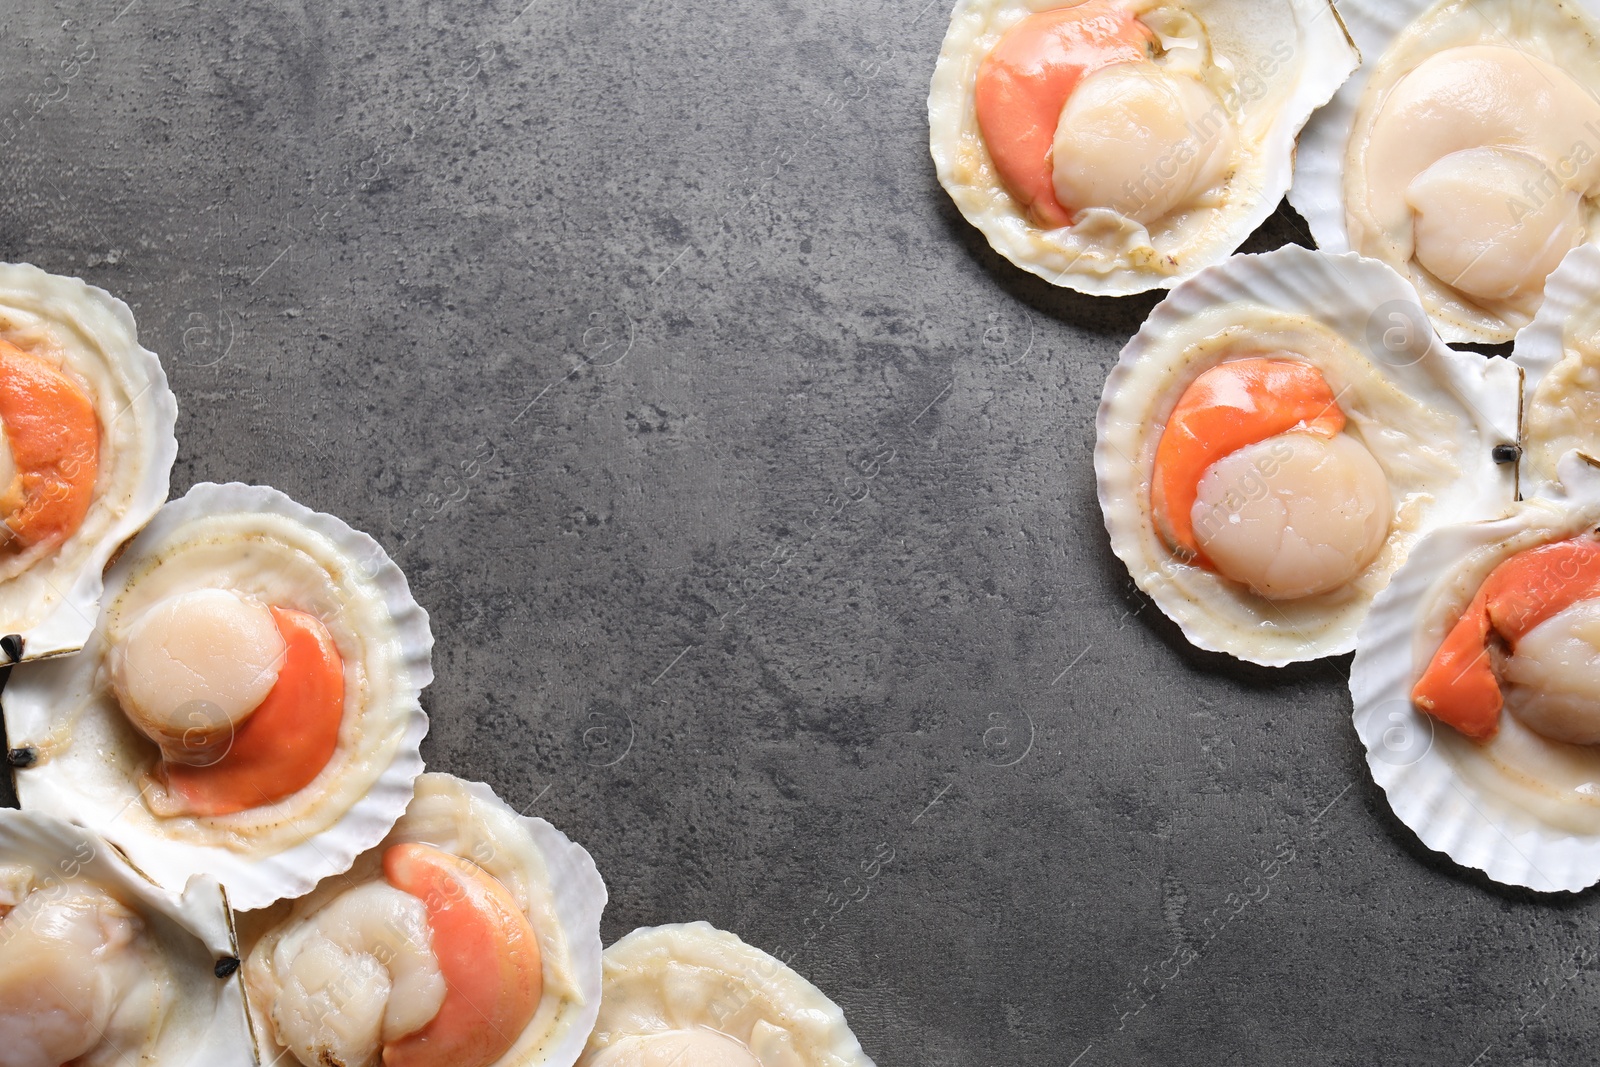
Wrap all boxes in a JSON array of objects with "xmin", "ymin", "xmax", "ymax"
[{"xmin": 0, "ymin": 1, "xmax": 1592, "ymax": 1064}]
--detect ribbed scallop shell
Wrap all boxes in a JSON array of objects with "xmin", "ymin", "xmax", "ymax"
[
  {"xmin": 1350, "ymin": 455, "xmax": 1600, "ymax": 891},
  {"xmin": 0, "ymin": 808, "xmax": 255, "ymax": 1066},
  {"xmin": 0, "ymin": 263, "xmax": 176, "ymax": 661},
  {"xmin": 4, "ymin": 482, "xmax": 431, "ymax": 911},
  {"xmin": 930, "ymin": 0, "xmax": 1357, "ymax": 295},
  {"xmin": 239, "ymin": 773, "xmax": 606, "ymax": 1067},
  {"xmin": 1096, "ymin": 245, "xmax": 1518, "ymax": 664}
]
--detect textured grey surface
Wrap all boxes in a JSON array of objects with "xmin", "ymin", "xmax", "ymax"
[{"xmin": 2, "ymin": 2, "xmax": 1597, "ymax": 1064}]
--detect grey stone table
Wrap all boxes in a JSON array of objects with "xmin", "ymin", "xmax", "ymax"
[{"xmin": 2, "ymin": 2, "xmax": 1594, "ymax": 1064}]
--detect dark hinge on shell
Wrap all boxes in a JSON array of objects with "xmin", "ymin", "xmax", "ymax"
[
  {"xmin": 1492, "ymin": 443, "xmax": 1522, "ymax": 465},
  {"xmin": 0, "ymin": 634, "xmax": 29, "ymax": 771}
]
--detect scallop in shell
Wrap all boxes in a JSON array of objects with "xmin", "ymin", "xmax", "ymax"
[
  {"xmin": 1291, "ymin": 0, "xmax": 1600, "ymax": 344},
  {"xmin": 240, "ymin": 772, "xmax": 605, "ymax": 1067},
  {"xmin": 1350, "ymin": 453, "xmax": 1600, "ymax": 891},
  {"xmin": 930, "ymin": 0, "xmax": 1357, "ymax": 295},
  {"xmin": 4, "ymin": 481, "xmax": 431, "ymax": 910},
  {"xmin": 1096, "ymin": 245, "xmax": 1518, "ymax": 665},
  {"xmin": 578, "ymin": 922, "xmax": 875, "ymax": 1067},
  {"xmin": 0, "ymin": 807, "xmax": 254, "ymax": 1067},
  {"xmin": 0, "ymin": 263, "xmax": 176, "ymax": 661}
]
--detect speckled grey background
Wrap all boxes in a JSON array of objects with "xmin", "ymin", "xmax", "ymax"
[{"xmin": 1, "ymin": 1, "xmax": 1596, "ymax": 1064}]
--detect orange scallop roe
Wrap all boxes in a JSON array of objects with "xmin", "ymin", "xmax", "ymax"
[
  {"xmin": 157, "ymin": 606, "xmax": 345, "ymax": 816},
  {"xmin": 383, "ymin": 843, "xmax": 544, "ymax": 1067},
  {"xmin": 1412, "ymin": 538, "xmax": 1600, "ymax": 741},
  {"xmin": 0, "ymin": 338, "xmax": 100, "ymax": 551},
  {"xmin": 974, "ymin": 0, "xmax": 1154, "ymax": 228},
  {"xmin": 1150, "ymin": 357, "xmax": 1346, "ymax": 566}
]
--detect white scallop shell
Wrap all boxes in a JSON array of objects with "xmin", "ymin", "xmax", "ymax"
[
  {"xmin": 1096, "ymin": 245, "xmax": 1518, "ymax": 665},
  {"xmin": 930, "ymin": 0, "xmax": 1357, "ymax": 296},
  {"xmin": 4, "ymin": 482, "xmax": 431, "ymax": 911},
  {"xmin": 0, "ymin": 263, "xmax": 177, "ymax": 661},
  {"xmin": 0, "ymin": 807, "xmax": 255, "ymax": 1066},
  {"xmin": 579, "ymin": 921, "xmax": 876, "ymax": 1067},
  {"xmin": 1350, "ymin": 454, "xmax": 1600, "ymax": 891},
  {"xmin": 1512, "ymin": 242, "xmax": 1600, "ymax": 500},
  {"xmin": 1290, "ymin": 0, "xmax": 1600, "ymax": 344},
  {"xmin": 239, "ymin": 772, "xmax": 606, "ymax": 1067}
]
